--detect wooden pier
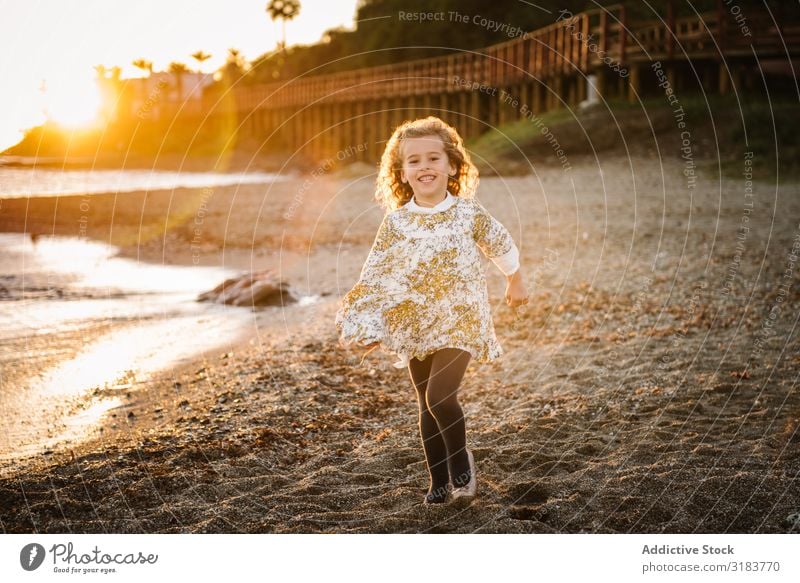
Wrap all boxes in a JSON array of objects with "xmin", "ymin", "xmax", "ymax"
[{"xmin": 200, "ymin": 3, "xmax": 800, "ymax": 164}]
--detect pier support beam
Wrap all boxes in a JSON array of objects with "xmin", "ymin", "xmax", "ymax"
[
  {"xmin": 469, "ymin": 90, "xmax": 480, "ymax": 137},
  {"xmin": 627, "ymin": 64, "xmax": 640, "ymax": 103},
  {"xmin": 354, "ymin": 100, "xmax": 365, "ymax": 160},
  {"xmin": 488, "ymin": 90, "xmax": 498, "ymax": 128},
  {"xmin": 498, "ymin": 86, "xmax": 508, "ymax": 126},
  {"xmin": 520, "ymin": 82, "xmax": 530, "ymax": 115},
  {"xmin": 718, "ymin": 62, "xmax": 730, "ymax": 95},
  {"xmin": 532, "ymin": 81, "xmax": 543, "ymax": 114}
]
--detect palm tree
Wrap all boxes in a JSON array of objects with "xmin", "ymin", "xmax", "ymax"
[
  {"xmin": 190, "ymin": 52, "xmax": 212, "ymax": 105},
  {"xmin": 219, "ymin": 48, "xmax": 247, "ymax": 83},
  {"xmin": 191, "ymin": 51, "xmax": 212, "ymax": 72},
  {"xmin": 168, "ymin": 62, "xmax": 190, "ymax": 102},
  {"xmin": 132, "ymin": 59, "xmax": 153, "ymax": 76},
  {"xmin": 266, "ymin": 0, "xmax": 301, "ymax": 52},
  {"xmin": 132, "ymin": 59, "xmax": 153, "ymax": 113}
]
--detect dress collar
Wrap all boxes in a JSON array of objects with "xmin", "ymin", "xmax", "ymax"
[{"xmin": 405, "ymin": 190, "xmax": 457, "ymax": 214}]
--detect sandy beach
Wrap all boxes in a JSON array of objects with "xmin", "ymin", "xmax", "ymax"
[{"xmin": 1, "ymin": 154, "xmax": 799, "ymax": 533}]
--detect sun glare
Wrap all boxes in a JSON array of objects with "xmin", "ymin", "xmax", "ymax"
[{"xmin": 44, "ymin": 78, "xmax": 102, "ymax": 129}]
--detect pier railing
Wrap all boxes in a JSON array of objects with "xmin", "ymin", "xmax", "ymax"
[{"xmin": 185, "ymin": 3, "xmax": 800, "ymax": 161}]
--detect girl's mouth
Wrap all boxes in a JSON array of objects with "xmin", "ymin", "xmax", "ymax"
[{"xmin": 418, "ymin": 174, "xmax": 436, "ymax": 183}]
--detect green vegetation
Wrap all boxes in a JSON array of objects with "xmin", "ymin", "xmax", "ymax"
[{"xmin": 467, "ymin": 94, "xmax": 800, "ymax": 181}]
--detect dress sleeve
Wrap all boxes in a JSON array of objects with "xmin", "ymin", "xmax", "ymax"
[{"xmin": 472, "ymin": 201, "xmax": 520, "ymax": 276}]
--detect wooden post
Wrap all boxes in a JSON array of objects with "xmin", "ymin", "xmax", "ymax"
[
  {"xmin": 439, "ymin": 92, "xmax": 449, "ymax": 123},
  {"xmin": 422, "ymin": 93, "xmax": 432, "ymax": 117},
  {"xmin": 567, "ymin": 77, "xmax": 576, "ymax": 106},
  {"xmin": 719, "ymin": 62, "xmax": 730, "ymax": 95},
  {"xmin": 498, "ymin": 87, "xmax": 507, "ymax": 126},
  {"xmin": 458, "ymin": 92, "xmax": 468, "ymax": 136},
  {"xmin": 394, "ymin": 96, "xmax": 404, "ymax": 129},
  {"xmin": 576, "ymin": 74, "xmax": 587, "ymax": 103},
  {"xmin": 345, "ymin": 101, "xmax": 355, "ymax": 151},
  {"xmin": 316, "ymin": 105, "xmax": 325, "ymax": 158},
  {"xmin": 580, "ymin": 14, "xmax": 589, "ymax": 73},
  {"xmin": 535, "ymin": 36, "xmax": 543, "ymax": 78},
  {"xmin": 557, "ymin": 24, "xmax": 566, "ymax": 75},
  {"xmin": 354, "ymin": 100, "xmax": 365, "ymax": 159},
  {"xmin": 282, "ymin": 108, "xmax": 291, "ymax": 151},
  {"xmin": 600, "ymin": 10, "xmax": 608, "ymax": 56},
  {"xmin": 520, "ymin": 82, "xmax": 530, "ymax": 115},
  {"xmin": 378, "ymin": 98, "xmax": 389, "ymax": 147},
  {"xmin": 731, "ymin": 66, "xmax": 742, "ymax": 95},
  {"xmin": 252, "ymin": 108, "xmax": 261, "ymax": 138},
  {"xmin": 297, "ymin": 107, "xmax": 305, "ymax": 156},
  {"xmin": 532, "ymin": 81, "xmax": 542, "ymax": 113},
  {"xmin": 320, "ymin": 104, "xmax": 330, "ymax": 159},
  {"xmin": 281, "ymin": 108, "xmax": 291, "ymax": 151},
  {"xmin": 627, "ymin": 64, "xmax": 639, "ymax": 103},
  {"xmin": 294, "ymin": 109, "xmax": 302, "ymax": 155},
  {"xmin": 331, "ymin": 103, "xmax": 342, "ymax": 155},
  {"xmin": 594, "ymin": 68, "xmax": 606, "ymax": 102},
  {"xmin": 308, "ymin": 106, "xmax": 318, "ymax": 161},
  {"xmin": 487, "ymin": 87, "xmax": 497, "ymax": 127},
  {"xmin": 553, "ymin": 75, "xmax": 563, "ymax": 109},
  {"xmin": 386, "ymin": 98, "xmax": 395, "ymax": 134},
  {"xmin": 522, "ymin": 37, "xmax": 531, "ymax": 75},
  {"xmin": 469, "ymin": 90, "xmax": 480, "ymax": 136}
]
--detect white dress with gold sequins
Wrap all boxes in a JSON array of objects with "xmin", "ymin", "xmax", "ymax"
[{"xmin": 335, "ymin": 190, "xmax": 520, "ymax": 368}]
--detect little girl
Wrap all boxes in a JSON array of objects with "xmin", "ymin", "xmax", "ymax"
[{"xmin": 335, "ymin": 116, "xmax": 529, "ymax": 505}]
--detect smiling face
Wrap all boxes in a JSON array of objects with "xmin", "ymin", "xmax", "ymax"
[{"xmin": 399, "ymin": 135, "xmax": 456, "ymax": 202}]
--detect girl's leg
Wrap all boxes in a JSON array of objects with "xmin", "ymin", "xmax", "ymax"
[
  {"xmin": 408, "ymin": 354, "xmax": 450, "ymax": 499},
  {"xmin": 425, "ymin": 348, "xmax": 472, "ymax": 488}
]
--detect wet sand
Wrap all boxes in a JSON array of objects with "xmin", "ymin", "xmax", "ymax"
[
  {"xmin": 1, "ymin": 155, "xmax": 799, "ymax": 533},
  {"xmin": 0, "ymin": 233, "xmax": 266, "ymax": 471}
]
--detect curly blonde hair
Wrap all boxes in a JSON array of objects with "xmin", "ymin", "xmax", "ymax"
[{"xmin": 374, "ymin": 116, "xmax": 480, "ymax": 212}]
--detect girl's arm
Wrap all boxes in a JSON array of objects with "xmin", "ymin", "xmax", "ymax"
[{"xmin": 472, "ymin": 201, "xmax": 529, "ymax": 307}]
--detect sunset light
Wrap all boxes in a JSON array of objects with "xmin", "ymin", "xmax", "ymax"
[
  {"xmin": 43, "ymin": 74, "xmax": 102, "ymax": 129},
  {"xmin": 1, "ymin": 0, "xmax": 799, "ymax": 568}
]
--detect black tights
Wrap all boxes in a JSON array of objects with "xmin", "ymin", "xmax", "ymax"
[{"xmin": 408, "ymin": 348, "xmax": 472, "ymax": 495}]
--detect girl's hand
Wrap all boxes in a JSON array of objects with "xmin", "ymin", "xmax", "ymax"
[{"xmin": 505, "ymin": 269, "xmax": 529, "ymax": 308}]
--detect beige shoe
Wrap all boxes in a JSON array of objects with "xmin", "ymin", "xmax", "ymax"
[
  {"xmin": 450, "ymin": 448, "xmax": 477, "ymax": 501},
  {"xmin": 422, "ymin": 483, "xmax": 451, "ymax": 505}
]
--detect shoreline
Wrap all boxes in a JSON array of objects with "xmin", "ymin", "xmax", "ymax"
[
  {"xmin": 0, "ymin": 149, "xmax": 314, "ymax": 174},
  {"xmin": 0, "ymin": 231, "xmax": 269, "ymax": 478},
  {"xmin": 1, "ymin": 159, "xmax": 799, "ymax": 533}
]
